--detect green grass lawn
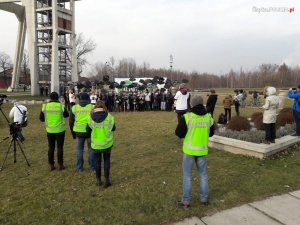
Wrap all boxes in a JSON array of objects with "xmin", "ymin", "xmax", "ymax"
[{"xmin": 0, "ymin": 92, "xmax": 299, "ymax": 225}]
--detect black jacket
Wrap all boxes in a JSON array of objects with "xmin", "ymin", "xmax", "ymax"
[
  {"xmin": 175, "ymin": 105, "xmax": 214, "ymax": 139},
  {"xmin": 206, "ymin": 94, "xmax": 218, "ymax": 113},
  {"xmin": 39, "ymin": 100, "xmax": 69, "ymax": 122},
  {"xmin": 69, "ymin": 100, "xmax": 92, "ymax": 138}
]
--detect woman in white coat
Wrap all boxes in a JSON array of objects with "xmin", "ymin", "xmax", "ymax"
[{"xmin": 261, "ymin": 87, "xmax": 279, "ymax": 144}]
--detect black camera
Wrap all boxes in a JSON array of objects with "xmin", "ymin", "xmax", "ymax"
[
  {"xmin": 10, "ymin": 122, "xmax": 25, "ymax": 142},
  {"xmin": 0, "ymin": 94, "xmax": 7, "ymax": 105}
]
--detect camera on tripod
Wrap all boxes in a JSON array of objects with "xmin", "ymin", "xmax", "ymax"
[{"xmin": 10, "ymin": 122, "xmax": 25, "ymax": 142}]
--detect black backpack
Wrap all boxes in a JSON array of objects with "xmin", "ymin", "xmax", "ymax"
[{"xmin": 218, "ymin": 113, "xmax": 227, "ymax": 125}]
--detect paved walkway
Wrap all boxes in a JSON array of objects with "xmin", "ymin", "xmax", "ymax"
[{"xmin": 172, "ymin": 190, "xmax": 300, "ymax": 225}]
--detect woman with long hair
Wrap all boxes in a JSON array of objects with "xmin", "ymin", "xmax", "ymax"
[{"xmin": 88, "ymin": 101, "xmax": 116, "ymax": 187}]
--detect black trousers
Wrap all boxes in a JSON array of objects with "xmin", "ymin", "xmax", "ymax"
[
  {"xmin": 47, "ymin": 131, "xmax": 65, "ymax": 165},
  {"xmin": 93, "ymin": 148, "xmax": 111, "ymax": 183},
  {"xmin": 176, "ymin": 110, "xmax": 187, "ymax": 123},
  {"xmin": 235, "ymin": 105, "xmax": 240, "ymax": 116},
  {"xmin": 224, "ymin": 108, "xmax": 231, "ymax": 121},
  {"xmin": 264, "ymin": 123, "xmax": 276, "ymax": 141}
]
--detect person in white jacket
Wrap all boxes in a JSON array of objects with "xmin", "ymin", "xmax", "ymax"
[
  {"xmin": 9, "ymin": 102, "xmax": 28, "ymax": 126},
  {"xmin": 261, "ymin": 87, "xmax": 279, "ymax": 144},
  {"xmin": 174, "ymin": 83, "xmax": 190, "ymax": 123}
]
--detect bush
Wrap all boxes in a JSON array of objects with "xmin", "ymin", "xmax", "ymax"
[
  {"xmin": 280, "ymin": 108, "xmax": 292, "ymax": 114},
  {"xmin": 251, "ymin": 112, "xmax": 263, "ymax": 122},
  {"xmin": 226, "ymin": 116, "xmax": 251, "ymax": 131},
  {"xmin": 253, "ymin": 114, "xmax": 264, "ymax": 130},
  {"xmin": 276, "ymin": 112, "xmax": 294, "ymax": 128},
  {"xmin": 217, "ymin": 123, "xmax": 295, "ymax": 144}
]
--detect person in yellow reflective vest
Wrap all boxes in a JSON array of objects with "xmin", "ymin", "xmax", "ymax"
[
  {"xmin": 87, "ymin": 101, "xmax": 116, "ymax": 187},
  {"xmin": 69, "ymin": 92, "xmax": 94, "ymax": 172},
  {"xmin": 40, "ymin": 92, "xmax": 69, "ymax": 171},
  {"xmin": 175, "ymin": 95, "xmax": 214, "ymax": 209}
]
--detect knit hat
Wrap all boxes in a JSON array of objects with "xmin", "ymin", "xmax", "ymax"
[
  {"xmin": 50, "ymin": 92, "xmax": 59, "ymax": 100},
  {"xmin": 190, "ymin": 95, "xmax": 203, "ymax": 108},
  {"xmin": 79, "ymin": 92, "xmax": 90, "ymax": 101},
  {"xmin": 179, "ymin": 83, "xmax": 187, "ymax": 89}
]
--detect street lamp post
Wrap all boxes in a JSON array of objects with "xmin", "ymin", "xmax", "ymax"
[{"xmin": 170, "ymin": 54, "xmax": 173, "ymax": 81}]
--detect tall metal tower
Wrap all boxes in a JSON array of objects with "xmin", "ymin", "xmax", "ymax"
[{"xmin": 0, "ymin": 0, "xmax": 78, "ymax": 96}]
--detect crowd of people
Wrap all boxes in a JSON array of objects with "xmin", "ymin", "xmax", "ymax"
[
  {"xmin": 63, "ymin": 88, "xmax": 175, "ymax": 113},
  {"xmin": 8, "ymin": 83, "xmax": 300, "ymax": 210}
]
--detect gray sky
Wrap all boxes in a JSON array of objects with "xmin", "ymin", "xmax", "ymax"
[{"xmin": 0, "ymin": 0, "xmax": 299, "ymax": 74}]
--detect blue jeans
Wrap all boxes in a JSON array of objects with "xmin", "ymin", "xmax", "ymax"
[
  {"xmin": 293, "ymin": 110, "xmax": 300, "ymax": 135},
  {"xmin": 182, "ymin": 153, "xmax": 208, "ymax": 203},
  {"xmin": 76, "ymin": 137, "xmax": 94, "ymax": 171}
]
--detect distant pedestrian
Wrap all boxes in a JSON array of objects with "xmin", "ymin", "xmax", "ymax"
[
  {"xmin": 174, "ymin": 83, "xmax": 190, "ymax": 123},
  {"xmin": 88, "ymin": 101, "xmax": 116, "ymax": 187},
  {"xmin": 261, "ymin": 87, "xmax": 279, "ymax": 144},
  {"xmin": 175, "ymin": 95, "xmax": 214, "ymax": 209},
  {"xmin": 206, "ymin": 89, "xmax": 218, "ymax": 117},
  {"xmin": 223, "ymin": 95, "xmax": 233, "ymax": 122},
  {"xmin": 288, "ymin": 85, "xmax": 300, "ymax": 136}
]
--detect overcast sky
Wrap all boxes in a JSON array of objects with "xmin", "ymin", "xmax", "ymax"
[{"xmin": 0, "ymin": 0, "xmax": 299, "ymax": 74}]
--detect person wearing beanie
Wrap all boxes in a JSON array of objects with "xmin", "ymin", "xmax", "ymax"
[
  {"xmin": 69, "ymin": 92, "xmax": 95, "ymax": 172},
  {"xmin": 174, "ymin": 83, "xmax": 190, "ymax": 123},
  {"xmin": 288, "ymin": 85, "xmax": 300, "ymax": 136},
  {"xmin": 40, "ymin": 91, "xmax": 69, "ymax": 171},
  {"xmin": 175, "ymin": 95, "xmax": 214, "ymax": 209}
]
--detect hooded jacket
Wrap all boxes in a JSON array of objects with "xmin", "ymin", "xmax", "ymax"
[
  {"xmin": 86, "ymin": 109, "xmax": 116, "ymax": 150},
  {"xmin": 262, "ymin": 87, "xmax": 279, "ymax": 124},
  {"xmin": 223, "ymin": 96, "xmax": 233, "ymax": 109},
  {"xmin": 175, "ymin": 104, "xmax": 214, "ymax": 138},
  {"xmin": 69, "ymin": 98, "xmax": 92, "ymax": 138},
  {"xmin": 288, "ymin": 90, "xmax": 300, "ymax": 112}
]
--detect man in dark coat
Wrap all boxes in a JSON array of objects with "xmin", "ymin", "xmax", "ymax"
[{"xmin": 206, "ymin": 89, "xmax": 218, "ymax": 117}]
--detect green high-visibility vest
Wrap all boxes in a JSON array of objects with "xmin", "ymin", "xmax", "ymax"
[
  {"xmin": 72, "ymin": 104, "xmax": 93, "ymax": 133},
  {"xmin": 42, "ymin": 102, "xmax": 65, "ymax": 133},
  {"xmin": 182, "ymin": 112, "xmax": 214, "ymax": 156},
  {"xmin": 89, "ymin": 114, "xmax": 114, "ymax": 150}
]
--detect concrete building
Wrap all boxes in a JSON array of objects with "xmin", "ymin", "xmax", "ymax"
[{"xmin": 0, "ymin": 0, "xmax": 78, "ymax": 95}]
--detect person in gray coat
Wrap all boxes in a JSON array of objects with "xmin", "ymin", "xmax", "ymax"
[{"xmin": 261, "ymin": 87, "xmax": 279, "ymax": 144}]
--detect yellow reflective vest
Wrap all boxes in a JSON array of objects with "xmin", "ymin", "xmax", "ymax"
[
  {"xmin": 89, "ymin": 114, "xmax": 114, "ymax": 150},
  {"xmin": 42, "ymin": 102, "xmax": 65, "ymax": 133},
  {"xmin": 72, "ymin": 104, "xmax": 93, "ymax": 133},
  {"xmin": 183, "ymin": 112, "xmax": 214, "ymax": 156}
]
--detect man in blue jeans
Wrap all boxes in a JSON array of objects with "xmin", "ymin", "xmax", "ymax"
[
  {"xmin": 288, "ymin": 86, "xmax": 300, "ymax": 136},
  {"xmin": 175, "ymin": 95, "xmax": 214, "ymax": 209},
  {"xmin": 70, "ymin": 92, "xmax": 94, "ymax": 172}
]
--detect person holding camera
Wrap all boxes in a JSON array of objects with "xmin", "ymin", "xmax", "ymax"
[
  {"xmin": 70, "ymin": 92, "xmax": 94, "ymax": 172},
  {"xmin": 87, "ymin": 101, "xmax": 116, "ymax": 187},
  {"xmin": 288, "ymin": 86, "xmax": 300, "ymax": 136},
  {"xmin": 175, "ymin": 96, "xmax": 214, "ymax": 209},
  {"xmin": 174, "ymin": 83, "xmax": 190, "ymax": 123},
  {"xmin": 40, "ymin": 92, "xmax": 69, "ymax": 171},
  {"xmin": 9, "ymin": 102, "xmax": 28, "ymax": 126}
]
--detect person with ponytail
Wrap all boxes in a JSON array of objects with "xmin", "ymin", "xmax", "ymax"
[{"xmin": 87, "ymin": 101, "xmax": 116, "ymax": 187}]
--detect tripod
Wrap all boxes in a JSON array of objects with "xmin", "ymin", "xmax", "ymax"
[{"xmin": 0, "ymin": 105, "xmax": 30, "ymax": 171}]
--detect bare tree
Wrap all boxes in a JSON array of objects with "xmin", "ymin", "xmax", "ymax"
[{"xmin": 0, "ymin": 52, "xmax": 12, "ymax": 86}]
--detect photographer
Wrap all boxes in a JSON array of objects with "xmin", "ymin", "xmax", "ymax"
[
  {"xmin": 40, "ymin": 92, "xmax": 69, "ymax": 171},
  {"xmin": 9, "ymin": 102, "xmax": 28, "ymax": 126},
  {"xmin": 288, "ymin": 86, "xmax": 300, "ymax": 136}
]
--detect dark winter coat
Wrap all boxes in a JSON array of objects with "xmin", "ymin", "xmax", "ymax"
[
  {"xmin": 175, "ymin": 105, "xmax": 214, "ymax": 138},
  {"xmin": 206, "ymin": 94, "xmax": 218, "ymax": 113}
]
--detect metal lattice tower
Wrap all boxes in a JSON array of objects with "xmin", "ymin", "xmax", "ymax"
[{"xmin": 0, "ymin": 0, "xmax": 78, "ymax": 95}]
